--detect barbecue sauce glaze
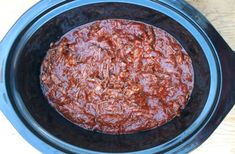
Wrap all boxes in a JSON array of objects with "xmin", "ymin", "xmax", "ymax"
[{"xmin": 40, "ymin": 19, "xmax": 194, "ymax": 134}]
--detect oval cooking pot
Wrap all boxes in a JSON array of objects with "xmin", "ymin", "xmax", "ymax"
[{"xmin": 0, "ymin": 0, "xmax": 235, "ymax": 153}]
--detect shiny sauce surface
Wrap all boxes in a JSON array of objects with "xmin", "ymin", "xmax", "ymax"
[{"xmin": 40, "ymin": 19, "xmax": 194, "ymax": 134}]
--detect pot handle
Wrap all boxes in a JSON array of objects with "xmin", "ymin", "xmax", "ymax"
[
  {"xmin": 231, "ymin": 50, "xmax": 235, "ymax": 102},
  {"xmin": 212, "ymin": 49, "xmax": 235, "ymax": 125}
]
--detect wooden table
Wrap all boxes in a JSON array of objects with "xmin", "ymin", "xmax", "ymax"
[{"xmin": 0, "ymin": 0, "xmax": 234, "ymax": 153}]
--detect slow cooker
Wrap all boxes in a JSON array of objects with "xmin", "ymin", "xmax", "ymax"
[{"xmin": 0, "ymin": 0, "xmax": 235, "ymax": 153}]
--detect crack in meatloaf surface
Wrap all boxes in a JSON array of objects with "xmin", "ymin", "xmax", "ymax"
[{"xmin": 40, "ymin": 19, "xmax": 194, "ymax": 134}]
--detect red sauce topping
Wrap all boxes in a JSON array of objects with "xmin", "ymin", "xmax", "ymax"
[{"xmin": 40, "ymin": 19, "xmax": 194, "ymax": 134}]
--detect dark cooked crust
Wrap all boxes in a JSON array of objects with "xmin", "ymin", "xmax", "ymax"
[{"xmin": 40, "ymin": 19, "xmax": 194, "ymax": 134}]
